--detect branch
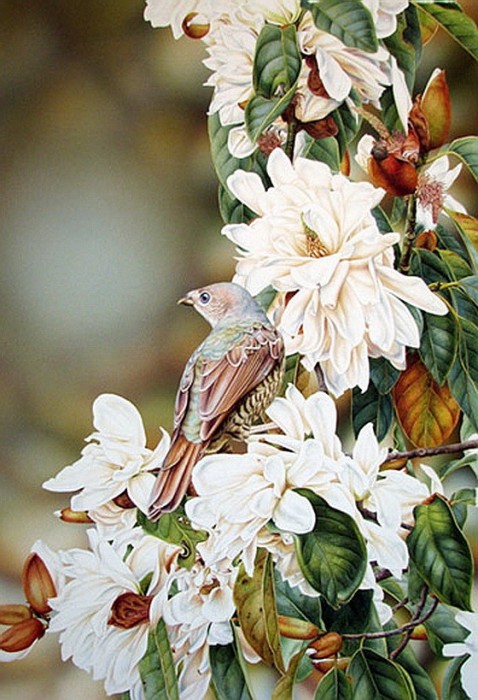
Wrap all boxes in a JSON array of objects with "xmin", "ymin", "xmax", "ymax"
[
  {"xmin": 389, "ymin": 585, "xmax": 429, "ymax": 660},
  {"xmin": 383, "ymin": 439, "xmax": 478, "ymax": 464},
  {"xmin": 285, "ymin": 113, "xmax": 298, "ymax": 160},
  {"xmin": 398, "ymin": 196, "xmax": 417, "ymax": 273},
  {"xmin": 342, "ymin": 591, "xmax": 438, "ymax": 643}
]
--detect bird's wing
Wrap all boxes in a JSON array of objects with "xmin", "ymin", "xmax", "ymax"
[{"xmin": 195, "ymin": 324, "xmax": 284, "ymax": 441}]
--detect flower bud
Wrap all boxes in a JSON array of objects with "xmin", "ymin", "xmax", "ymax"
[
  {"xmin": 415, "ymin": 230, "xmax": 438, "ymax": 252},
  {"xmin": 182, "ymin": 12, "xmax": 209, "ymax": 39},
  {"xmin": 0, "ymin": 604, "xmax": 32, "ymax": 625},
  {"xmin": 56, "ymin": 507, "xmax": 93, "ymax": 523},
  {"xmin": 0, "ymin": 618, "xmax": 45, "ymax": 653},
  {"xmin": 22, "ymin": 553, "xmax": 57, "ymax": 615},
  {"xmin": 277, "ymin": 615, "xmax": 320, "ymax": 640},
  {"xmin": 421, "ymin": 69, "xmax": 451, "ymax": 149},
  {"xmin": 309, "ymin": 632, "xmax": 343, "ymax": 659},
  {"xmin": 368, "ymin": 155, "xmax": 417, "ymax": 197}
]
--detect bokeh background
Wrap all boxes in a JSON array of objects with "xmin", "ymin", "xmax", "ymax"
[{"xmin": 0, "ymin": 2, "xmax": 477, "ymax": 698}]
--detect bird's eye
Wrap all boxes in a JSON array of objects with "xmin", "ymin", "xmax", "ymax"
[{"xmin": 199, "ymin": 291, "xmax": 211, "ymax": 305}]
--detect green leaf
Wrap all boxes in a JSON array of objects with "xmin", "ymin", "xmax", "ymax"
[
  {"xmin": 271, "ymin": 649, "xmax": 306, "ymax": 700},
  {"xmin": 233, "ymin": 550, "xmax": 285, "ymax": 673},
  {"xmin": 457, "ymin": 275, "xmax": 478, "ymax": 305},
  {"xmin": 294, "ymin": 490, "xmax": 367, "ymax": 608},
  {"xmin": 410, "ymin": 248, "xmax": 452, "ymax": 285},
  {"xmin": 348, "ymin": 648, "xmax": 416, "ymax": 699},
  {"xmin": 439, "ymin": 136, "xmax": 478, "ymax": 183},
  {"xmin": 253, "ymin": 24, "xmax": 301, "ymax": 98},
  {"xmin": 438, "ymin": 250, "xmax": 473, "ymax": 281},
  {"xmin": 442, "ymin": 655, "xmax": 470, "ymax": 700},
  {"xmin": 369, "ymin": 357, "xmax": 400, "ymax": 394},
  {"xmin": 407, "ymin": 494, "xmax": 473, "ymax": 610},
  {"xmin": 424, "ymin": 602, "xmax": 469, "ymax": 657},
  {"xmin": 384, "ymin": 5, "xmax": 422, "ymax": 91},
  {"xmin": 372, "ymin": 206, "xmax": 394, "ymax": 234},
  {"xmin": 302, "ymin": 0, "xmax": 378, "ymax": 52},
  {"xmin": 254, "ymin": 285, "xmax": 277, "ymax": 313},
  {"xmin": 300, "ymin": 133, "xmax": 341, "ymax": 171},
  {"xmin": 314, "ymin": 667, "xmax": 352, "ymax": 699},
  {"xmin": 419, "ymin": 311, "xmax": 458, "ymax": 385},
  {"xmin": 208, "ymin": 113, "xmax": 246, "ymax": 190},
  {"xmin": 321, "ymin": 590, "xmax": 387, "ymax": 657},
  {"xmin": 331, "ymin": 101, "xmax": 360, "ymax": 157},
  {"xmin": 380, "ymin": 86, "xmax": 402, "ymax": 133},
  {"xmin": 274, "ymin": 569, "xmax": 323, "ymax": 628},
  {"xmin": 245, "ymin": 87, "xmax": 297, "ymax": 143},
  {"xmin": 448, "ymin": 316, "xmax": 478, "ymax": 429},
  {"xmin": 352, "ymin": 382, "xmax": 394, "ymax": 442},
  {"xmin": 283, "ymin": 353, "xmax": 300, "ymax": 389},
  {"xmin": 139, "ymin": 619, "xmax": 179, "ymax": 700},
  {"xmin": 385, "ymin": 626, "xmax": 438, "ymax": 700},
  {"xmin": 137, "ymin": 510, "xmax": 207, "ymax": 570},
  {"xmin": 210, "ymin": 642, "xmax": 253, "ymax": 700},
  {"xmin": 218, "ymin": 183, "xmax": 256, "ymax": 224},
  {"xmin": 412, "ymin": 1, "xmax": 478, "ymax": 61}
]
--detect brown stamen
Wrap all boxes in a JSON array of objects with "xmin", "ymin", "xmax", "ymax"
[{"xmin": 108, "ymin": 592, "xmax": 153, "ymax": 629}]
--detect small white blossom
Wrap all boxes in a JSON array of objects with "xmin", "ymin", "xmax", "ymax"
[
  {"xmin": 48, "ymin": 530, "xmax": 180, "ymax": 700},
  {"xmin": 443, "ymin": 611, "xmax": 478, "ymax": 700},
  {"xmin": 223, "ymin": 148, "xmax": 447, "ymax": 395},
  {"xmin": 416, "ymin": 155, "xmax": 467, "ymax": 230},
  {"xmin": 43, "ymin": 394, "xmax": 170, "ymax": 525}
]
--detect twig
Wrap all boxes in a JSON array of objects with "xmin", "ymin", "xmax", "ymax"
[
  {"xmin": 383, "ymin": 439, "xmax": 478, "ymax": 464},
  {"xmin": 398, "ymin": 196, "xmax": 417, "ymax": 273},
  {"xmin": 342, "ymin": 591, "xmax": 438, "ymax": 643},
  {"xmin": 389, "ymin": 586, "xmax": 429, "ymax": 660},
  {"xmin": 285, "ymin": 114, "xmax": 298, "ymax": 160}
]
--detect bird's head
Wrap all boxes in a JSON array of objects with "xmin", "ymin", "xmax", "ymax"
[{"xmin": 178, "ymin": 282, "xmax": 266, "ymax": 328}]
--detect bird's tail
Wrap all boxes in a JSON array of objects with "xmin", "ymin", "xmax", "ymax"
[{"xmin": 148, "ymin": 435, "xmax": 205, "ymax": 521}]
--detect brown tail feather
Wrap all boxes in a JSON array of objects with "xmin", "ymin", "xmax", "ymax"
[{"xmin": 148, "ymin": 435, "xmax": 205, "ymax": 521}]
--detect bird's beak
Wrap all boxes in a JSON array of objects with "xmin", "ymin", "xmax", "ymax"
[{"xmin": 177, "ymin": 293, "xmax": 194, "ymax": 306}]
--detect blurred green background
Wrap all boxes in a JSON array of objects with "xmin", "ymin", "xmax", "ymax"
[{"xmin": 0, "ymin": 2, "xmax": 477, "ymax": 698}]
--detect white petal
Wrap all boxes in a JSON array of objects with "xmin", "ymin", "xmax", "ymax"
[
  {"xmin": 92, "ymin": 394, "xmax": 146, "ymax": 446},
  {"xmin": 273, "ymin": 490, "xmax": 316, "ymax": 533}
]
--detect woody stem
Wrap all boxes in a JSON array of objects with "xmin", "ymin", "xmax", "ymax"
[
  {"xmin": 383, "ymin": 439, "xmax": 478, "ymax": 464},
  {"xmin": 399, "ymin": 196, "xmax": 417, "ymax": 273}
]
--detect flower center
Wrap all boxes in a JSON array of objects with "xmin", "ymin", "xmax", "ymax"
[
  {"xmin": 416, "ymin": 173, "xmax": 444, "ymax": 224},
  {"xmin": 302, "ymin": 215, "xmax": 329, "ymax": 258},
  {"xmin": 199, "ymin": 577, "xmax": 221, "ymax": 596},
  {"xmin": 108, "ymin": 592, "xmax": 153, "ymax": 629}
]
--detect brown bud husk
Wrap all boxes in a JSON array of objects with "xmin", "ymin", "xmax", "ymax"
[
  {"xmin": 409, "ymin": 99, "xmax": 430, "ymax": 153},
  {"xmin": 411, "ymin": 624, "xmax": 428, "ymax": 640},
  {"xmin": 57, "ymin": 507, "xmax": 94, "ymax": 523},
  {"xmin": 0, "ymin": 618, "xmax": 45, "ymax": 653},
  {"xmin": 112, "ymin": 491, "xmax": 136, "ymax": 509},
  {"xmin": 340, "ymin": 150, "xmax": 351, "ymax": 176},
  {"xmin": 182, "ymin": 12, "xmax": 209, "ymax": 39},
  {"xmin": 22, "ymin": 553, "xmax": 57, "ymax": 615},
  {"xmin": 277, "ymin": 615, "xmax": 321, "ymax": 640},
  {"xmin": 421, "ymin": 70, "xmax": 451, "ymax": 149},
  {"xmin": 0, "ymin": 604, "xmax": 32, "ymax": 625},
  {"xmin": 415, "ymin": 230, "xmax": 438, "ymax": 251},
  {"xmin": 309, "ymin": 632, "xmax": 343, "ymax": 658},
  {"xmin": 368, "ymin": 155, "xmax": 417, "ymax": 197},
  {"xmin": 108, "ymin": 592, "xmax": 153, "ymax": 629}
]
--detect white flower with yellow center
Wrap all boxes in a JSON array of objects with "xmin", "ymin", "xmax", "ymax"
[
  {"xmin": 222, "ymin": 148, "xmax": 448, "ymax": 395},
  {"xmin": 43, "ymin": 394, "xmax": 170, "ymax": 524}
]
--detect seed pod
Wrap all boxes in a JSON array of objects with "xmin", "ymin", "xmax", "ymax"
[
  {"xmin": 0, "ymin": 618, "xmax": 45, "ymax": 653},
  {"xmin": 22, "ymin": 553, "xmax": 57, "ymax": 615}
]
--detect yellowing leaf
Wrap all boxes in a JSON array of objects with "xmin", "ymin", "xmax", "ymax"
[
  {"xmin": 421, "ymin": 69, "xmax": 451, "ymax": 148},
  {"xmin": 447, "ymin": 210, "xmax": 478, "ymax": 253},
  {"xmin": 392, "ymin": 355, "xmax": 460, "ymax": 447}
]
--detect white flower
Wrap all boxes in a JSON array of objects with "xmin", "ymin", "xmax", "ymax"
[
  {"xmin": 443, "ymin": 611, "xmax": 478, "ymax": 700},
  {"xmin": 416, "ymin": 155, "xmax": 467, "ymax": 230},
  {"xmin": 144, "ymin": 0, "xmax": 241, "ymax": 39},
  {"xmin": 164, "ymin": 562, "xmax": 236, "ymax": 700},
  {"xmin": 48, "ymin": 530, "xmax": 180, "ymax": 699},
  {"xmin": 43, "ymin": 394, "xmax": 170, "ymax": 519},
  {"xmin": 223, "ymin": 148, "xmax": 447, "ymax": 395},
  {"xmin": 362, "ymin": 0, "xmax": 409, "ymax": 39}
]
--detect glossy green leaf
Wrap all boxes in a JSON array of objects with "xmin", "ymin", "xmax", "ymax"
[
  {"xmin": 274, "ymin": 569, "xmax": 323, "ymax": 628},
  {"xmin": 412, "ymin": 2, "xmax": 478, "ymax": 61},
  {"xmin": 419, "ymin": 311, "xmax": 458, "ymax": 385},
  {"xmin": 349, "ymin": 648, "xmax": 416, "ymax": 699},
  {"xmin": 294, "ymin": 490, "xmax": 367, "ymax": 608},
  {"xmin": 372, "ymin": 206, "xmax": 394, "ymax": 234},
  {"xmin": 442, "ymin": 655, "xmax": 470, "ymax": 700},
  {"xmin": 253, "ymin": 24, "xmax": 301, "ymax": 98},
  {"xmin": 322, "ymin": 589, "xmax": 386, "ymax": 656},
  {"xmin": 283, "ymin": 353, "xmax": 300, "ymax": 390},
  {"xmin": 380, "ymin": 85, "xmax": 402, "ymax": 133},
  {"xmin": 233, "ymin": 550, "xmax": 285, "ymax": 672},
  {"xmin": 331, "ymin": 101, "xmax": 361, "ymax": 157},
  {"xmin": 271, "ymin": 649, "xmax": 305, "ymax": 700},
  {"xmin": 302, "ymin": 0, "xmax": 378, "ymax": 52},
  {"xmin": 137, "ymin": 510, "xmax": 207, "ymax": 570},
  {"xmin": 439, "ymin": 136, "xmax": 478, "ymax": 182},
  {"xmin": 245, "ymin": 88, "xmax": 297, "ymax": 143},
  {"xmin": 139, "ymin": 619, "xmax": 179, "ymax": 700},
  {"xmin": 314, "ymin": 667, "xmax": 352, "ymax": 699},
  {"xmin": 300, "ymin": 134, "xmax": 341, "ymax": 171},
  {"xmin": 438, "ymin": 249, "xmax": 473, "ymax": 281},
  {"xmin": 457, "ymin": 276, "xmax": 478, "ymax": 305},
  {"xmin": 384, "ymin": 5, "xmax": 422, "ymax": 90},
  {"xmin": 254, "ymin": 285, "xmax": 277, "ymax": 313},
  {"xmin": 385, "ymin": 627, "xmax": 438, "ymax": 700},
  {"xmin": 208, "ymin": 113, "xmax": 247, "ymax": 190},
  {"xmin": 210, "ymin": 643, "xmax": 253, "ymax": 700},
  {"xmin": 448, "ymin": 316, "xmax": 478, "ymax": 429},
  {"xmin": 407, "ymin": 495, "xmax": 473, "ymax": 610},
  {"xmin": 369, "ymin": 357, "xmax": 400, "ymax": 394},
  {"xmin": 352, "ymin": 382, "xmax": 394, "ymax": 442},
  {"xmin": 218, "ymin": 183, "xmax": 255, "ymax": 224},
  {"xmin": 410, "ymin": 248, "xmax": 453, "ymax": 284},
  {"xmin": 424, "ymin": 602, "xmax": 469, "ymax": 657}
]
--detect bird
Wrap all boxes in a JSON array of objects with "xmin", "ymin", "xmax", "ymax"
[{"xmin": 148, "ymin": 282, "xmax": 285, "ymax": 521}]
